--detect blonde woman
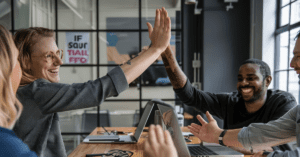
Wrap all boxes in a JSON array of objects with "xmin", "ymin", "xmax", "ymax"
[{"xmin": 0, "ymin": 25, "xmax": 37, "ymax": 156}]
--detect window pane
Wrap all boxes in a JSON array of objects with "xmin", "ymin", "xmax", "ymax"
[
  {"xmin": 277, "ymin": 32, "xmax": 289, "ymax": 70},
  {"xmin": 141, "ymin": 31, "xmax": 182, "ymax": 64},
  {"xmin": 0, "ymin": 0, "xmax": 11, "ymax": 30},
  {"xmin": 98, "ymin": 101, "xmax": 140, "ymax": 127},
  {"xmin": 100, "ymin": 32, "xmax": 139, "ymax": 65},
  {"xmin": 142, "ymin": 84, "xmax": 175, "ymax": 99},
  {"xmin": 59, "ymin": 101, "xmax": 139, "ymax": 131},
  {"xmin": 59, "ymin": 67, "xmax": 97, "ymax": 84},
  {"xmin": 60, "ymin": 66, "xmax": 139, "ymax": 100},
  {"xmin": 141, "ymin": 65, "xmax": 180, "ymax": 99},
  {"xmin": 57, "ymin": 0, "xmax": 96, "ymax": 30},
  {"xmin": 14, "ymin": 0, "xmax": 55, "ymax": 29},
  {"xmin": 291, "ymin": 1, "xmax": 300, "ymax": 25},
  {"xmin": 62, "ymin": 135, "xmax": 83, "ymax": 155},
  {"xmin": 276, "ymin": 71, "xmax": 288, "ymax": 91},
  {"xmin": 142, "ymin": 0, "xmax": 181, "ymax": 29},
  {"xmin": 58, "ymin": 32, "xmax": 97, "ymax": 64},
  {"xmin": 99, "ymin": 0, "xmax": 139, "ymax": 29},
  {"xmin": 289, "ymin": 27, "xmax": 300, "ymax": 66},
  {"xmin": 281, "ymin": 6, "xmax": 290, "ymax": 26},
  {"xmin": 288, "ymin": 70, "xmax": 299, "ymax": 103},
  {"xmin": 282, "ymin": 0, "xmax": 290, "ymax": 6}
]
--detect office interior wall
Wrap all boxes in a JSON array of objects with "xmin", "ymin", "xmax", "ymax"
[
  {"xmin": 182, "ymin": 1, "xmax": 250, "ymax": 127},
  {"xmin": 202, "ymin": 0, "xmax": 251, "ymax": 93},
  {"xmin": 250, "ymin": 0, "xmax": 263, "ymax": 60}
]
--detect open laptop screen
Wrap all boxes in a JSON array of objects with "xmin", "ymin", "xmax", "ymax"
[
  {"xmin": 133, "ymin": 101, "xmax": 154, "ymax": 140},
  {"xmin": 154, "ymin": 99, "xmax": 191, "ymax": 157}
]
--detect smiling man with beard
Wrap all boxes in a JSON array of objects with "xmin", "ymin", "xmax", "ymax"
[
  {"xmin": 186, "ymin": 31, "xmax": 300, "ymax": 157},
  {"xmin": 158, "ymin": 42, "xmax": 297, "ymax": 154}
]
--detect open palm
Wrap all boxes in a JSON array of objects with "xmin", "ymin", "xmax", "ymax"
[
  {"xmin": 146, "ymin": 7, "xmax": 171, "ymax": 53},
  {"xmin": 188, "ymin": 111, "xmax": 223, "ymax": 144}
]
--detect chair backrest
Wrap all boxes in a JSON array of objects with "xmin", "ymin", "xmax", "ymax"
[{"xmin": 81, "ymin": 110, "xmax": 111, "ymax": 133}]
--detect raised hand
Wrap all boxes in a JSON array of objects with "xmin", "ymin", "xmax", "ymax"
[
  {"xmin": 188, "ymin": 111, "xmax": 223, "ymax": 144},
  {"xmin": 144, "ymin": 125, "xmax": 178, "ymax": 157},
  {"xmin": 146, "ymin": 7, "xmax": 171, "ymax": 53}
]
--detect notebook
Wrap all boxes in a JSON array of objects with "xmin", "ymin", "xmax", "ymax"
[
  {"xmin": 83, "ymin": 101, "xmax": 154, "ymax": 143},
  {"xmin": 153, "ymin": 99, "xmax": 244, "ymax": 157}
]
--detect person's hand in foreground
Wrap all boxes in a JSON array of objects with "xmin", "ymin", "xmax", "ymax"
[
  {"xmin": 188, "ymin": 111, "xmax": 223, "ymax": 144},
  {"xmin": 144, "ymin": 125, "xmax": 178, "ymax": 157}
]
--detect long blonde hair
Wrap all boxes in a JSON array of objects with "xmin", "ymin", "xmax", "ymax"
[
  {"xmin": 13, "ymin": 27, "xmax": 54, "ymax": 86},
  {"xmin": 0, "ymin": 25, "xmax": 23, "ymax": 128}
]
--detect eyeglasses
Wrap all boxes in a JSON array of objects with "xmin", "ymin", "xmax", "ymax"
[{"xmin": 32, "ymin": 49, "xmax": 64, "ymax": 62}]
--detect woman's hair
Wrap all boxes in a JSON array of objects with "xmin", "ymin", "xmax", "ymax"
[
  {"xmin": 13, "ymin": 27, "xmax": 54, "ymax": 86},
  {"xmin": 0, "ymin": 25, "xmax": 22, "ymax": 128}
]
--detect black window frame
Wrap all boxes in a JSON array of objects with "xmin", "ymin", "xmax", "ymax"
[
  {"xmin": 275, "ymin": 0, "xmax": 300, "ymax": 101},
  {"xmin": 9, "ymin": 0, "xmax": 184, "ymax": 135}
]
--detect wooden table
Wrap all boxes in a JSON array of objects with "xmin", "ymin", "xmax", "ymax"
[{"xmin": 68, "ymin": 127, "xmax": 251, "ymax": 157}]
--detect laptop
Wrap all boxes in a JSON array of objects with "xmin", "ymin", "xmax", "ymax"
[
  {"xmin": 153, "ymin": 99, "xmax": 244, "ymax": 157},
  {"xmin": 83, "ymin": 101, "xmax": 154, "ymax": 143}
]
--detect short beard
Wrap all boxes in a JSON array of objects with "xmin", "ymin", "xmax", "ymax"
[{"xmin": 244, "ymin": 81, "xmax": 266, "ymax": 103}]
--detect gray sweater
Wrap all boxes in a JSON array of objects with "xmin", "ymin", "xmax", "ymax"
[
  {"xmin": 238, "ymin": 105, "xmax": 300, "ymax": 157},
  {"xmin": 13, "ymin": 67, "xmax": 129, "ymax": 157}
]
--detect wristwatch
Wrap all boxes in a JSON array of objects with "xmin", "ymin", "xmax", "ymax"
[{"xmin": 219, "ymin": 129, "xmax": 227, "ymax": 146}]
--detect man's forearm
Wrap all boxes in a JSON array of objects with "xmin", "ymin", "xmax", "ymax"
[
  {"xmin": 228, "ymin": 146, "xmax": 254, "ymax": 155},
  {"xmin": 223, "ymin": 129, "xmax": 244, "ymax": 148},
  {"xmin": 228, "ymin": 146, "xmax": 273, "ymax": 155},
  {"xmin": 161, "ymin": 45, "xmax": 187, "ymax": 89}
]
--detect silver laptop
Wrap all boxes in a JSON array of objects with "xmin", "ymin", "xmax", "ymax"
[
  {"xmin": 153, "ymin": 99, "xmax": 244, "ymax": 157},
  {"xmin": 83, "ymin": 101, "xmax": 154, "ymax": 143}
]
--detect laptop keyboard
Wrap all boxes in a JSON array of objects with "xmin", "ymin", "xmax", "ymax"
[{"xmin": 188, "ymin": 146, "xmax": 218, "ymax": 155}]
